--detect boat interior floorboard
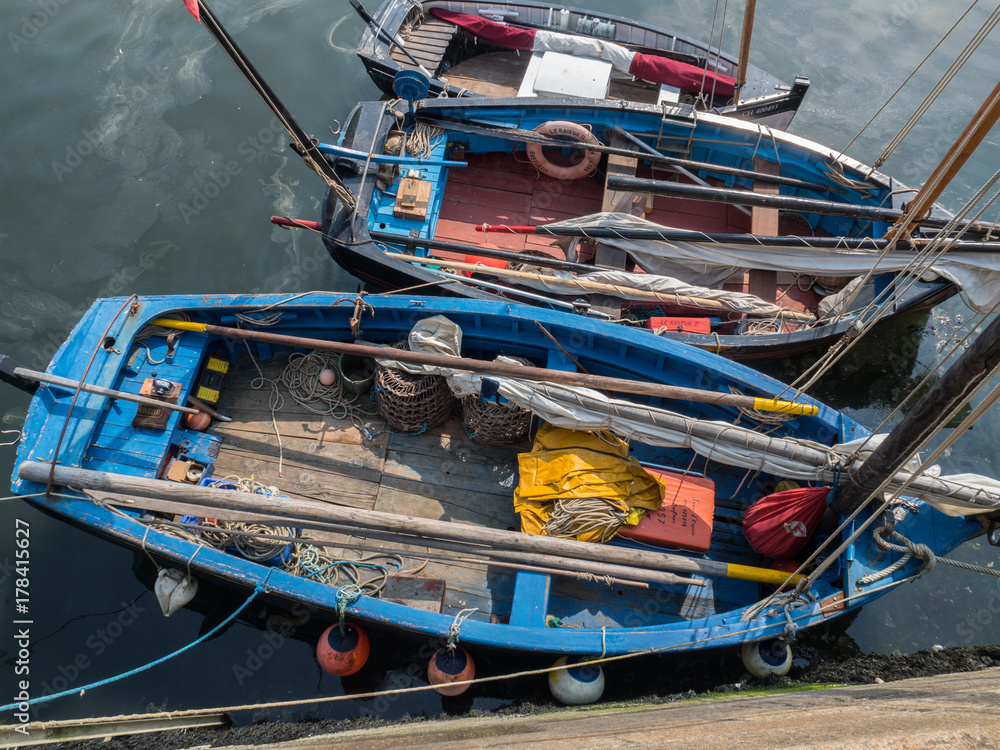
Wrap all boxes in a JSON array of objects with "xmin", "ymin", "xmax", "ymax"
[{"xmin": 197, "ymin": 352, "xmax": 738, "ymax": 627}]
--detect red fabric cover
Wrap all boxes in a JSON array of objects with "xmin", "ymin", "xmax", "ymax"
[
  {"xmin": 743, "ymin": 486, "xmax": 829, "ymax": 559},
  {"xmin": 430, "ymin": 8, "xmax": 536, "ymax": 50},
  {"xmin": 628, "ymin": 53, "xmax": 736, "ymax": 97}
]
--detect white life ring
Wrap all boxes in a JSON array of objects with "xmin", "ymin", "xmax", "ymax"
[{"xmin": 526, "ymin": 121, "xmax": 602, "ymax": 180}]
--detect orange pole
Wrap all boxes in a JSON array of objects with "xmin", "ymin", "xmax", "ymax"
[
  {"xmin": 734, "ymin": 0, "xmax": 758, "ymax": 103},
  {"xmin": 888, "ymin": 79, "xmax": 1000, "ymax": 236}
]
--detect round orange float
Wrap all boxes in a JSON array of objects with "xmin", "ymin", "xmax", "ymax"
[{"xmin": 317, "ymin": 622, "xmax": 370, "ymax": 677}]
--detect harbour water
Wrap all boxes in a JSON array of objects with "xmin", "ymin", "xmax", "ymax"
[{"xmin": 2, "ymin": 0, "xmax": 1000, "ymax": 726}]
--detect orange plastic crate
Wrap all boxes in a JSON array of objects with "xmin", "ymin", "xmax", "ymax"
[{"xmin": 619, "ymin": 467, "xmax": 715, "ymax": 552}]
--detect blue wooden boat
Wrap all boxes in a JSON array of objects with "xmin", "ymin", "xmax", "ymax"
[
  {"xmin": 318, "ymin": 96, "xmax": 999, "ymax": 361},
  {"xmin": 3, "ymin": 293, "xmax": 986, "ymax": 689},
  {"xmin": 354, "ymin": 0, "xmax": 810, "ymax": 130}
]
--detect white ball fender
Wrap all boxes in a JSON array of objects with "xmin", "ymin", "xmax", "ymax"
[
  {"xmin": 548, "ymin": 655, "xmax": 605, "ymax": 705},
  {"xmin": 741, "ymin": 639, "xmax": 793, "ymax": 678}
]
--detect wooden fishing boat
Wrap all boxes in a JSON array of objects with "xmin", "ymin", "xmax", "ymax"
[
  {"xmin": 5, "ymin": 293, "xmax": 992, "ymax": 697},
  {"xmin": 317, "ymin": 96, "xmax": 999, "ymax": 361},
  {"xmin": 353, "ymin": 0, "xmax": 810, "ymax": 130}
]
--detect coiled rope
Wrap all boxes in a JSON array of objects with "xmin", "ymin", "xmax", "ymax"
[
  {"xmin": 542, "ymin": 497, "xmax": 627, "ymax": 543},
  {"xmin": 279, "ymin": 350, "xmax": 378, "ymax": 428}
]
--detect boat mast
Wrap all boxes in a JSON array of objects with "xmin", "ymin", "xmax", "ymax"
[
  {"xmin": 886, "ymin": 78, "xmax": 1000, "ymax": 237},
  {"xmin": 834, "ymin": 81, "xmax": 1000, "ymax": 514},
  {"xmin": 734, "ymin": 0, "xmax": 757, "ymax": 103},
  {"xmin": 832, "ymin": 313, "xmax": 1000, "ymax": 514}
]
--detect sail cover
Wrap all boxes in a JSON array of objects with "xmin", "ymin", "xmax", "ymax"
[
  {"xmin": 379, "ymin": 316, "xmax": 1000, "ymax": 516},
  {"xmin": 544, "ymin": 213, "xmax": 1000, "ymax": 311},
  {"xmin": 429, "ymin": 8, "xmax": 736, "ymax": 96}
]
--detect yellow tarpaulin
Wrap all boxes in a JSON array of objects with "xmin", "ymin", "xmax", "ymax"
[{"xmin": 514, "ymin": 424, "xmax": 666, "ymax": 542}]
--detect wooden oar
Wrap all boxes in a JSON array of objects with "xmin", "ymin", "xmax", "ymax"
[
  {"xmin": 146, "ymin": 317, "xmax": 820, "ymax": 416},
  {"xmin": 385, "ymin": 252, "xmax": 816, "ymax": 322},
  {"xmin": 188, "ymin": 0, "xmax": 355, "ymax": 209},
  {"xmin": 23, "ymin": 462, "xmax": 806, "ymax": 587},
  {"xmin": 86, "ymin": 491, "xmax": 688, "ymax": 589},
  {"xmin": 13, "ymin": 368, "xmax": 200, "ymax": 415}
]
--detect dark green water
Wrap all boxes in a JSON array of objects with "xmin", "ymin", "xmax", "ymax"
[{"xmin": 2, "ymin": 0, "xmax": 1000, "ymax": 726}]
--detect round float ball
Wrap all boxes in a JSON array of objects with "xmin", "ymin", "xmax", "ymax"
[
  {"xmin": 427, "ymin": 646, "xmax": 475, "ymax": 696},
  {"xmin": 317, "ymin": 622, "xmax": 370, "ymax": 677},
  {"xmin": 183, "ymin": 410, "xmax": 211, "ymax": 431},
  {"xmin": 741, "ymin": 638, "xmax": 792, "ymax": 679},
  {"xmin": 548, "ymin": 656, "xmax": 605, "ymax": 705},
  {"xmin": 318, "ymin": 368, "xmax": 337, "ymax": 387}
]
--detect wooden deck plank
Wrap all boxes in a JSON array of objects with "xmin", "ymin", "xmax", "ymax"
[
  {"xmin": 211, "ymin": 453, "xmax": 379, "ymax": 509},
  {"xmin": 375, "ymin": 476, "xmax": 517, "ymax": 528},
  {"xmin": 441, "ymin": 51, "xmax": 529, "ymax": 97}
]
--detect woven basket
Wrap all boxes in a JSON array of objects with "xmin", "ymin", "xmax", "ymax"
[
  {"xmin": 459, "ymin": 356, "xmax": 533, "ymax": 445},
  {"xmin": 373, "ymin": 343, "xmax": 455, "ymax": 432},
  {"xmin": 460, "ymin": 394, "xmax": 533, "ymax": 445}
]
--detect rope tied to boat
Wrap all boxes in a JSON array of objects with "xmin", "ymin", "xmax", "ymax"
[
  {"xmin": 336, "ymin": 585, "xmax": 365, "ymax": 636},
  {"xmin": 350, "ymin": 294, "xmax": 374, "ymax": 338},
  {"xmin": 405, "ymin": 121, "xmax": 445, "ymax": 160},
  {"xmin": 446, "ymin": 607, "xmax": 478, "ymax": 654}
]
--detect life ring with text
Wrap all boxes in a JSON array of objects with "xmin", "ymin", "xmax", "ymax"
[{"xmin": 526, "ymin": 121, "xmax": 602, "ymax": 180}]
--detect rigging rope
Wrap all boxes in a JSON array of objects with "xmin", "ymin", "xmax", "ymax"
[
  {"xmin": 873, "ymin": 2, "xmax": 1000, "ymax": 170},
  {"xmin": 833, "ymin": 0, "xmax": 984, "ymax": 163}
]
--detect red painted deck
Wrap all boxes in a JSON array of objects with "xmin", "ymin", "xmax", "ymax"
[{"xmin": 431, "ymin": 152, "xmax": 819, "ymax": 323}]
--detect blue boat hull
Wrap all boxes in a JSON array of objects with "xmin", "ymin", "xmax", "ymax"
[{"xmin": 9, "ymin": 294, "xmax": 980, "ymax": 657}]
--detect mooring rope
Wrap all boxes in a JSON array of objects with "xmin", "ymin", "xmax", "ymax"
[{"xmin": 0, "ymin": 572, "xmax": 272, "ymax": 712}]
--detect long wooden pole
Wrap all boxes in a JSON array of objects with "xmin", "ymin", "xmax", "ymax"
[
  {"xmin": 888, "ymin": 79, "xmax": 1000, "ymax": 236},
  {"xmin": 192, "ymin": 0, "xmax": 355, "ymax": 209},
  {"xmin": 734, "ymin": 0, "xmax": 758, "ymax": 103},
  {"xmin": 13, "ymin": 368, "xmax": 200, "ymax": 416},
  {"xmin": 832, "ymin": 313, "xmax": 1000, "ymax": 514},
  {"xmin": 89, "ymin": 491, "xmax": 689, "ymax": 589},
  {"xmin": 146, "ymin": 318, "xmax": 819, "ymax": 416},
  {"xmin": 385, "ymin": 253, "xmax": 816, "ymax": 322},
  {"xmin": 23, "ymin": 462, "xmax": 804, "ymax": 586},
  {"xmin": 607, "ymin": 176, "xmax": 904, "ymax": 223}
]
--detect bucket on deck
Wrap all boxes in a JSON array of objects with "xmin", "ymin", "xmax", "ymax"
[{"xmin": 337, "ymin": 353, "xmax": 375, "ymax": 395}]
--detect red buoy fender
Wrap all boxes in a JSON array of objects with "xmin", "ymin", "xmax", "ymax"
[
  {"xmin": 317, "ymin": 622, "xmax": 370, "ymax": 677},
  {"xmin": 526, "ymin": 121, "xmax": 601, "ymax": 180},
  {"xmin": 427, "ymin": 646, "xmax": 475, "ymax": 696}
]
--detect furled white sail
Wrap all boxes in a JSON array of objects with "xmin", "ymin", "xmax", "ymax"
[{"xmin": 545, "ymin": 212, "xmax": 1000, "ymax": 311}]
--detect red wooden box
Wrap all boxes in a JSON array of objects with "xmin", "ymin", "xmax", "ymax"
[{"xmin": 618, "ymin": 468, "xmax": 715, "ymax": 552}]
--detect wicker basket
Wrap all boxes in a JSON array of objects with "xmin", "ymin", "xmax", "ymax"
[
  {"xmin": 373, "ymin": 343, "xmax": 455, "ymax": 432},
  {"xmin": 459, "ymin": 356, "xmax": 533, "ymax": 444}
]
